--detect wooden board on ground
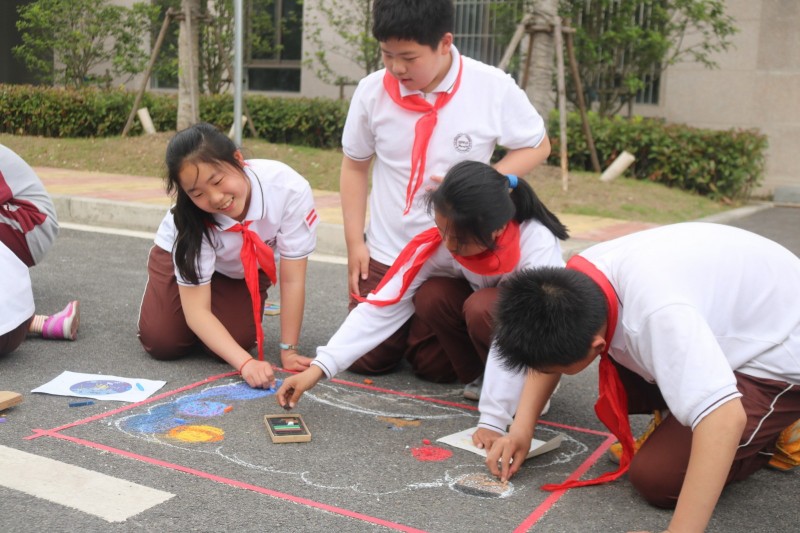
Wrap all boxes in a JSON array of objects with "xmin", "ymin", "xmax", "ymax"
[{"xmin": 0, "ymin": 391, "xmax": 22, "ymax": 411}]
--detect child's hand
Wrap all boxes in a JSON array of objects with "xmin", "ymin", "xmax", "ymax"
[
  {"xmin": 347, "ymin": 241, "xmax": 371, "ymax": 296},
  {"xmin": 424, "ymin": 174, "xmax": 444, "ymax": 192},
  {"xmin": 280, "ymin": 351, "xmax": 313, "ymax": 372},
  {"xmin": 240, "ymin": 359, "xmax": 276, "ymax": 389},
  {"xmin": 276, "ymin": 366, "xmax": 325, "ymax": 409},
  {"xmin": 485, "ymin": 428, "xmax": 532, "ymax": 482},
  {"xmin": 472, "ymin": 427, "xmax": 503, "ymax": 451}
]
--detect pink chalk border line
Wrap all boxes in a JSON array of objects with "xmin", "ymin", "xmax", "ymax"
[{"xmin": 25, "ymin": 370, "xmax": 614, "ymax": 532}]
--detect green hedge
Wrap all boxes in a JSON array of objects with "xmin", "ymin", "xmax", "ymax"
[
  {"xmin": 548, "ymin": 112, "xmax": 767, "ymax": 200},
  {"xmin": 0, "ymin": 84, "xmax": 349, "ymax": 148},
  {"xmin": 0, "ymin": 85, "xmax": 768, "ymax": 199}
]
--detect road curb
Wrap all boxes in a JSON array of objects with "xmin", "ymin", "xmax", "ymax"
[{"xmin": 52, "ymin": 195, "xmax": 166, "ymax": 234}]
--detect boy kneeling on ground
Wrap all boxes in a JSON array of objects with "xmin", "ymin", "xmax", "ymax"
[{"xmin": 488, "ymin": 222, "xmax": 800, "ymax": 533}]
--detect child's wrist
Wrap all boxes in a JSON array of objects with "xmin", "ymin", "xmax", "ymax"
[{"xmin": 238, "ymin": 358, "xmax": 255, "ymax": 373}]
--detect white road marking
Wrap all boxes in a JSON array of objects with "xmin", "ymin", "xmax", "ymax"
[
  {"xmin": 59, "ymin": 221, "xmax": 156, "ymax": 240},
  {"xmin": 60, "ymin": 222, "xmax": 349, "ymax": 265},
  {"xmin": 0, "ymin": 445, "xmax": 174, "ymax": 523}
]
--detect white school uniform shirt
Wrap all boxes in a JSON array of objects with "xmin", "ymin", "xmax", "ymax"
[
  {"xmin": 0, "ymin": 241, "xmax": 34, "ymax": 335},
  {"xmin": 579, "ymin": 223, "xmax": 799, "ymax": 429},
  {"xmin": 342, "ymin": 45, "xmax": 548, "ymax": 266},
  {"xmin": 312, "ymin": 219, "xmax": 564, "ymax": 378},
  {"xmin": 154, "ymin": 160, "xmax": 318, "ymax": 285},
  {"xmin": 479, "ymin": 222, "xmax": 800, "ymax": 433}
]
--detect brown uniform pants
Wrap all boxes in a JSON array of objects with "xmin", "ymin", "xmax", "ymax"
[
  {"xmin": 613, "ymin": 359, "xmax": 800, "ymax": 508},
  {"xmin": 347, "ymin": 258, "xmax": 495, "ymax": 384},
  {"xmin": 138, "ymin": 246, "xmax": 270, "ymax": 360},
  {"xmin": 0, "ymin": 316, "xmax": 33, "ymax": 356}
]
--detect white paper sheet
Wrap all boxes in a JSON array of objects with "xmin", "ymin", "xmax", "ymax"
[
  {"xmin": 437, "ymin": 426, "xmax": 563, "ymax": 459},
  {"xmin": 32, "ymin": 371, "xmax": 166, "ymax": 402}
]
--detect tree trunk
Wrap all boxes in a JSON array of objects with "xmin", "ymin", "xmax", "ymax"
[
  {"xmin": 177, "ymin": 0, "xmax": 201, "ymax": 131},
  {"xmin": 524, "ymin": 0, "xmax": 557, "ymax": 120}
]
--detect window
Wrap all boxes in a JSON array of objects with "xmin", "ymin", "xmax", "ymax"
[
  {"xmin": 454, "ymin": 0, "xmax": 525, "ymax": 68},
  {"xmin": 246, "ymin": 0, "xmax": 303, "ymax": 92}
]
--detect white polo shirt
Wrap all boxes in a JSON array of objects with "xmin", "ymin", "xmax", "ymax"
[
  {"xmin": 583, "ymin": 222, "xmax": 800, "ymax": 428},
  {"xmin": 154, "ymin": 159, "xmax": 318, "ymax": 285},
  {"xmin": 342, "ymin": 46, "xmax": 548, "ymax": 266},
  {"xmin": 479, "ymin": 222, "xmax": 800, "ymax": 432},
  {"xmin": 0, "ymin": 241, "xmax": 34, "ymax": 335},
  {"xmin": 312, "ymin": 219, "xmax": 564, "ymax": 378}
]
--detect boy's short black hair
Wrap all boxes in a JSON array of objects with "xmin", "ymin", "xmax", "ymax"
[
  {"xmin": 372, "ymin": 0, "xmax": 454, "ymax": 49},
  {"xmin": 494, "ymin": 267, "xmax": 608, "ymax": 373}
]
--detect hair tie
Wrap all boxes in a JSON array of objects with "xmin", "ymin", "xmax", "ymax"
[{"xmin": 507, "ymin": 174, "xmax": 518, "ymax": 189}]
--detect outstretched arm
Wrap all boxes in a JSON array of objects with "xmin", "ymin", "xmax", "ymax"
[
  {"xmin": 486, "ymin": 370, "xmax": 560, "ymax": 481},
  {"xmin": 179, "ymin": 283, "xmax": 275, "ymax": 388}
]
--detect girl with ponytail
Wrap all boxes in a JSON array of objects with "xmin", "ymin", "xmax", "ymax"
[{"xmin": 278, "ymin": 160, "xmax": 568, "ymax": 447}]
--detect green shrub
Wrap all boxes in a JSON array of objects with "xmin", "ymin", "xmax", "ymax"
[
  {"xmin": 548, "ymin": 112, "xmax": 767, "ymax": 200},
  {"xmin": 0, "ymin": 84, "xmax": 349, "ymax": 148}
]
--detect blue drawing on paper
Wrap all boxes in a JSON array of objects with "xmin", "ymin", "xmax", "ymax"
[{"xmin": 70, "ymin": 380, "xmax": 132, "ymax": 395}]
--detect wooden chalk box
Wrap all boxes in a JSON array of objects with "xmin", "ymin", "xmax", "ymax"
[{"xmin": 264, "ymin": 414, "xmax": 312, "ymax": 443}]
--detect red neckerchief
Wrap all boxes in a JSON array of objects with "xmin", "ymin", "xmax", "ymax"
[
  {"xmin": 382, "ymin": 56, "xmax": 463, "ymax": 215},
  {"xmin": 541, "ymin": 255, "xmax": 635, "ymax": 491},
  {"xmin": 225, "ymin": 221, "xmax": 277, "ymax": 361},
  {"xmin": 354, "ymin": 221, "xmax": 520, "ymax": 307}
]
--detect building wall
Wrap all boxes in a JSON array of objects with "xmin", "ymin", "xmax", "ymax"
[{"xmin": 632, "ymin": 0, "xmax": 800, "ymax": 194}]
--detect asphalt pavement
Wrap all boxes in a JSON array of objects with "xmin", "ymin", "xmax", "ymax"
[{"xmin": 0, "ymin": 180, "xmax": 798, "ymax": 532}]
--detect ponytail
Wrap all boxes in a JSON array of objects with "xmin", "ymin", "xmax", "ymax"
[{"xmin": 510, "ymin": 179, "xmax": 569, "ymax": 240}]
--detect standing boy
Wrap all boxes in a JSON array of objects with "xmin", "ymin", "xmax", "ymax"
[
  {"xmin": 488, "ymin": 222, "xmax": 800, "ymax": 532},
  {"xmin": 340, "ymin": 0, "xmax": 551, "ymax": 387}
]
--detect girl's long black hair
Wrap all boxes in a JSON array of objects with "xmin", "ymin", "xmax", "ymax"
[
  {"xmin": 427, "ymin": 160, "xmax": 568, "ymax": 250},
  {"xmin": 165, "ymin": 123, "xmax": 245, "ymax": 284}
]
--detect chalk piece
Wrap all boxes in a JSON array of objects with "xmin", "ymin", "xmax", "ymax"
[
  {"xmin": 452, "ymin": 473, "xmax": 512, "ymax": 498},
  {"xmin": 135, "ymin": 383, "xmax": 145, "ymax": 391},
  {"xmin": 0, "ymin": 391, "xmax": 23, "ymax": 411},
  {"xmin": 264, "ymin": 414, "xmax": 311, "ymax": 443},
  {"xmin": 0, "ymin": 417, "xmax": 7, "ymax": 423},
  {"xmin": 224, "ymin": 406, "xmax": 233, "ymax": 413},
  {"xmin": 363, "ymin": 378, "xmax": 373, "ymax": 385},
  {"xmin": 69, "ymin": 400, "xmax": 94, "ymax": 407},
  {"xmin": 422, "ymin": 439, "xmax": 431, "ymax": 445}
]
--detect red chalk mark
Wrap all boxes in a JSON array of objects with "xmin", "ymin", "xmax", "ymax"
[
  {"xmin": 411, "ymin": 445, "xmax": 452, "ymax": 462},
  {"xmin": 26, "ymin": 368, "xmax": 616, "ymax": 531},
  {"xmin": 40, "ymin": 430, "xmax": 427, "ymax": 533}
]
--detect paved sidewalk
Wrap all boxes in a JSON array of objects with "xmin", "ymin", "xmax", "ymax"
[{"xmin": 35, "ymin": 166, "xmax": 675, "ymax": 258}]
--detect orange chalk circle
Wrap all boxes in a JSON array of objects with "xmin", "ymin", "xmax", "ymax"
[{"xmin": 167, "ymin": 425, "xmax": 225, "ymax": 443}]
